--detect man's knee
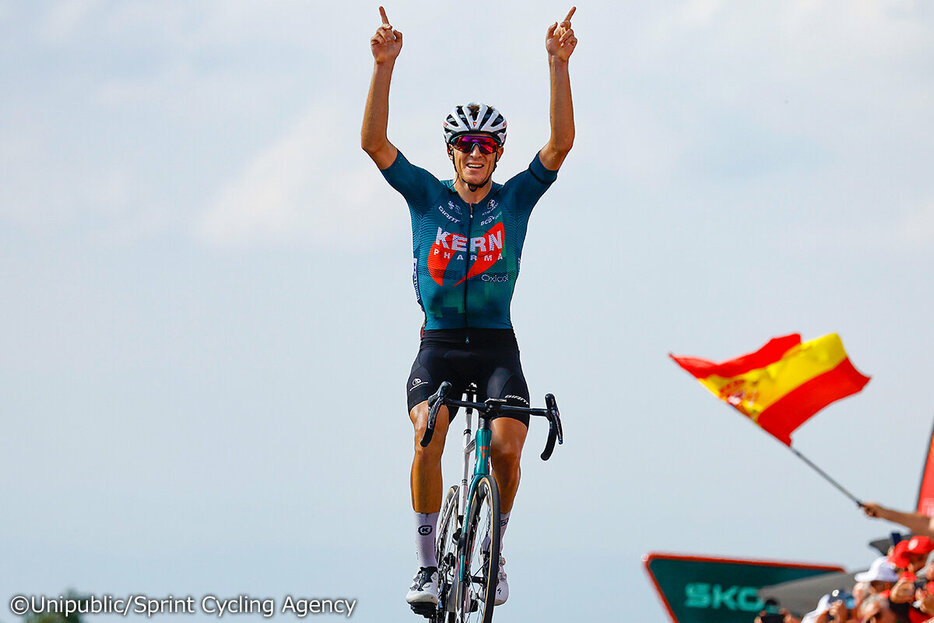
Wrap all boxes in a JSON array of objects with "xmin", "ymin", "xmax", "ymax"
[
  {"xmin": 492, "ymin": 442, "xmax": 522, "ymax": 477},
  {"xmin": 491, "ymin": 418, "xmax": 527, "ymax": 473}
]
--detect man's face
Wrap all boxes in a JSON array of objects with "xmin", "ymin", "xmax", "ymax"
[
  {"xmin": 448, "ymin": 134, "xmax": 503, "ymax": 188},
  {"xmin": 869, "ymin": 580, "xmax": 892, "ymax": 594}
]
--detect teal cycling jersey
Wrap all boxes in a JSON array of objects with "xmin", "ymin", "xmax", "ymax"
[{"xmin": 381, "ymin": 151, "xmax": 558, "ymax": 330}]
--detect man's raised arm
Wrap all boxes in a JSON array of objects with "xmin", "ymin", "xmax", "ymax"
[
  {"xmin": 361, "ymin": 6, "xmax": 401, "ymax": 170},
  {"xmin": 863, "ymin": 501, "xmax": 934, "ymax": 537},
  {"xmin": 539, "ymin": 7, "xmax": 577, "ymax": 172}
]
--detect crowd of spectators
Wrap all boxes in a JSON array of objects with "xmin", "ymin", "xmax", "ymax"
[{"xmin": 754, "ymin": 502, "xmax": 934, "ymax": 623}]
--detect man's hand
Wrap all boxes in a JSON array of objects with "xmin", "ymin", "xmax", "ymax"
[
  {"xmin": 891, "ymin": 578, "xmax": 916, "ymax": 603},
  {"xmin": 370, "ymin": 6, "xmax": 402, "ymax": 63},
  {"xmin": 861, "ymin": 502, "xmax": 883, "ymax": 518},
  {"xmin": 918, "ymin": 589, "xmax": 934, "ymax": 615},
  {"xmin": 546, "ymin": 7, "xmax": 578, "ymax": 62},
  {"xmin": 362, "ymin": 5, "xmax": 400, "ymax": 167},
  {"xmin": 826, "ymin": 600, "xmax": 851, "ymax": 623}
]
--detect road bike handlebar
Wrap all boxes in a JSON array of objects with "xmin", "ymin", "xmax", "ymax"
[{"xmin": 420, "ymin": 381, "xmax": 564, "ymax": 460}]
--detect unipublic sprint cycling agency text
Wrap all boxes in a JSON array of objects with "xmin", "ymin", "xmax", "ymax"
[{"xmin": 9, "ymin": 594, "xmax": 357, "ymax": 619}]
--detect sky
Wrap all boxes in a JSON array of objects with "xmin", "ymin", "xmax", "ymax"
[{"xmin": 2, "ymin": 0, "xmax": 934, "ymax": 621}]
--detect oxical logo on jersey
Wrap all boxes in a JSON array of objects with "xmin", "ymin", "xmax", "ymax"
[{"xmin": 428, "ymin": 222, "xmax": 505, "ymax": 286}]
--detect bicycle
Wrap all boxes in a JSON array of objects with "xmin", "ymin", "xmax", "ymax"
[{"xmin": 414, "ymin": 381, "xmax": 564, "ymax": 623}]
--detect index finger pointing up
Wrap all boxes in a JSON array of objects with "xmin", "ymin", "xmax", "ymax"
[
  {"xmin": 379, "ymin": 6, "xmax": 390, "ymax": 25},
  {"xmin": 563, "ymin": 6, "xmax": 576, "ymax": 23}
]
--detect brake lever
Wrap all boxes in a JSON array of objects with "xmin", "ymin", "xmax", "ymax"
[
  {"xmin": 541, "ymin": 393, "xmax": 563, "ymax": 460},
  {"xmin": 420, "ymin": 381, "xmax": 452, "ymax": 447}
]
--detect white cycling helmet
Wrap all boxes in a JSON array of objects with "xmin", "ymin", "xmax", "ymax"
[{"xmin": 442, "ymin": 102, "xmax": 507, "ymax": 145}]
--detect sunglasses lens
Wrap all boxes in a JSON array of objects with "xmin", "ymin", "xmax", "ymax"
[{"xmin": 453, "ymin": 135, "xmax": 497, "ymax": 154}]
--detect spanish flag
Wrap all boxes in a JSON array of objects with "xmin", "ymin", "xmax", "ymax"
[{"xmin": 670, "ymin": 334, "xmax": 870, "ymax": 445}]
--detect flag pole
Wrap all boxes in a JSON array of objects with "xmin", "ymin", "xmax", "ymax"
[{"xmin": 788, "ymin": 445, "xmax": 863, "ymax": 507}]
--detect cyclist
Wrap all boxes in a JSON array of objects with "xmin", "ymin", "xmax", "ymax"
[{"xmin": 361, "ymin": 5, "xmax": 577, "ymax": 610}]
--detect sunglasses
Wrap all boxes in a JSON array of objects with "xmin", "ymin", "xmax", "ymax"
[{"xmin": 450, "ymin": 134, "xmax": 500, "ymax": 155}]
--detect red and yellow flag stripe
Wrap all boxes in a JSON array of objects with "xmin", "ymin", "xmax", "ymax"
[{"xmin": 671, "ymin": 334, "xmax": 870, "ymax": 445}]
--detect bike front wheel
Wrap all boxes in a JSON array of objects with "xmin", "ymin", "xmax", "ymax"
[{"xmin": 456, "ymin": 475, "xmax": 500, "ymax": 623}]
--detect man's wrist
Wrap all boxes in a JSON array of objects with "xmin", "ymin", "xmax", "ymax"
[{"xmin": 548, "ymin": 55, "xmax": 569, "ymax": 67}]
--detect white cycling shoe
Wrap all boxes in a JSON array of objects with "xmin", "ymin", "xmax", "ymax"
[
  {"xmin": 494, "ymin": 556, "xmax": 508, "ymax": 606},
  {"xmin": 406, "ymin": 566, "xmax": 439, "ymax": 606}
]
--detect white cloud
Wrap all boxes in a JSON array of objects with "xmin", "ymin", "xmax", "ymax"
[
  {"xmin": 195, "ymin": 102, "xmax": 399, "ymax": 249},
  {"xmin": 678, "ymin": 0, "xmax": 726, "ymax": 28},
  {"xmin": 902, "ymin": 201, "xmax": 934, "ymax": 246},
  {"xmin": 582, "ymin": 96, "xmax": 689, "ymax": 185},
  {"xmin": 780, "ymin": 0, "xmax": 929, "ymax": 57},
  {"xmin": 38, "ymin": 0, "xmax": 104, "ymax": 43},
  {"xmin": 95, "ymin": 1, "xmax": 372, "ymax": 56},
  {"xmin": 0, "ymin": 116, "xmax": 131, "ymax": 228}
]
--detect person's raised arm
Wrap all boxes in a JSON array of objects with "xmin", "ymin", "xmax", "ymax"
[
  {"xmin": 538, "ymin": 7, "xmax": 577, "ymax": 172},
  {"xmin": 362, "ymin": 6, "xmax": 401, "ymax": 169},
  {"xmin": 862, "ymin": 501, "xmax": 934, "ymax": 536}
]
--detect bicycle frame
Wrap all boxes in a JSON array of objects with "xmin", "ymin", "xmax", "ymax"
[
  {"xmin": 456, "ymin": 389, "xmax": 493, "ymax": 589},
  {"xmin": 420, "ymin": 381, "xmax": 563, "ymax": 620}
]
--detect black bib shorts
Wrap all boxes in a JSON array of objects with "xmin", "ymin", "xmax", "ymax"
[{"xmin": 406, "ymin": 329, "xmax": 531, "ymax": 427}]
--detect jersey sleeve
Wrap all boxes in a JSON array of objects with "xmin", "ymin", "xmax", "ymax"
[
  {"xmin": 504, "ymin": 153, "xmax": 559, "ymax": 218},
  {"xmin": 379, "ymin": 151, "xmax": 442, "ymax": 215}
]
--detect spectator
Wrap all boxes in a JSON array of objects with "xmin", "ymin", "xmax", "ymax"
[
  {"xmin": 855, "ymin": 582, "xmax": 872, "ymax": 613},
  {"xmin": 889, "ymin": 537, "xmax": 934, "ymax": 578},
  {"xmin": 859, "ymin": 594, "xmax": 899, "ymax": 623},
  {"xmin": 889, "ymin": 551, "xmax": 934, "ymax": 622},
  {"xmin": 915, "ymin": 571, "xmax": 934, "ymax": 619},
  {"xmin": 746, "ymin": 518, "xmax": 934, "ymax": 622},
  {"xmin": 801, "ymin": 590, "xmax": 858, "ymax": 623},
  {"xmin": 855, "ymin": 557, "xmax": 900, "ymax": 595}
]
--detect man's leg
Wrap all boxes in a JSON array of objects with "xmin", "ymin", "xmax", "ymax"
[
  {"xmin": 490, "ymin": 417, "xmax": 528, "ymax": 513},
  {"xmin": 410, "ymin": 400, "xmax": 451, "ymax": 512},
  {"xmin": 406, "ymin": 400, "xmax": 451, "ymax": 606}
]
